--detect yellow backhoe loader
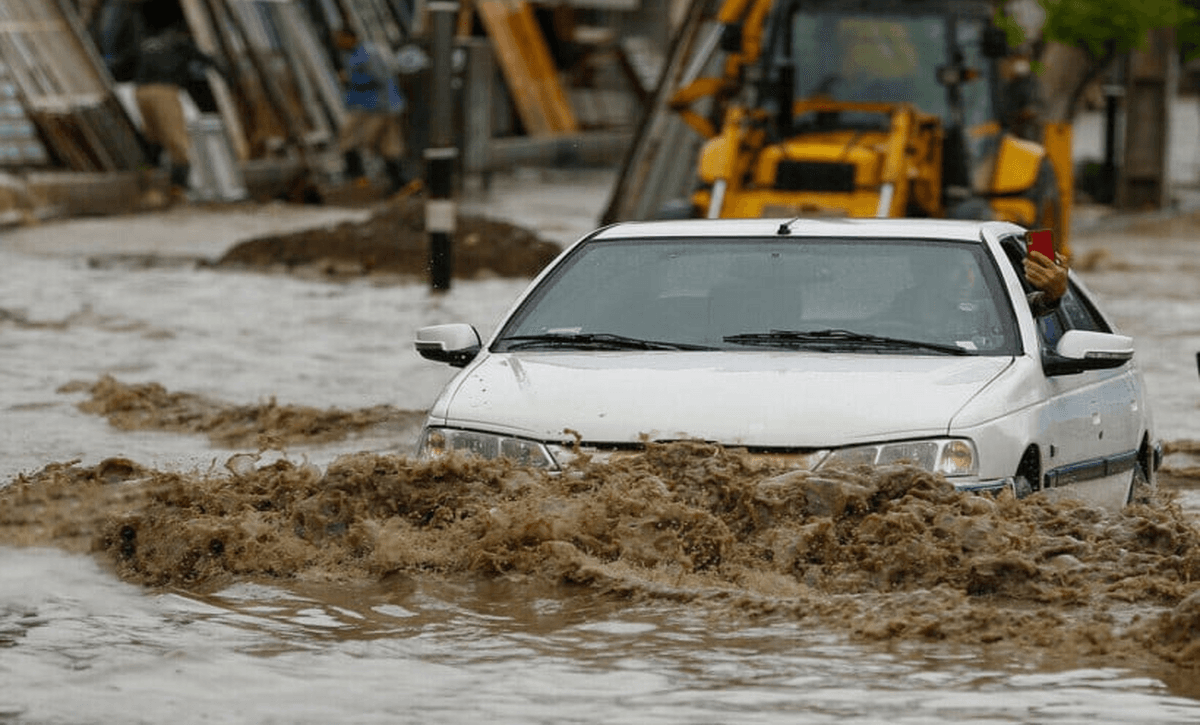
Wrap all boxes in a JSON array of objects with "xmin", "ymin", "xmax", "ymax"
[{"xmin": 610, "ymin": 0, "xmax": 1074, "ymax": 254}]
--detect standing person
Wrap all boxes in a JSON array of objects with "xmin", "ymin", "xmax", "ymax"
[
  {"xmin": 334, "ymin": 29, "xmax": 408, "ymax": 193},
  {"xmin": 118, "ymin": 7, "xmax": 219, "ymax": 205}
]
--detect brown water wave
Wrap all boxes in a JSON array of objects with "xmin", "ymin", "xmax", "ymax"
[
  {"xmin": 1163, "ymin": 440, "xmax": 1200, "ymax": 485},
  {"xmin": 2, "ymin": 443, "xmax": 1198, "ymax": 668},
  {"xmin": 60, "ymin": 375, "xmax": 425, "ymax": 449}
]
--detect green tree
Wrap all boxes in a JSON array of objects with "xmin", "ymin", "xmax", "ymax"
[
  {"xmin": 1000, "ymin": 0, "xmax": 1199, "ymax": 121},
  {"xmin": 1038, "ymin": 0, "xmax": 1197, "ymax": 59}
]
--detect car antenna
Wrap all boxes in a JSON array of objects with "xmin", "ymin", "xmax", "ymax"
[{"xmin": 777, "ymin": 217, "xmax": 803, "ymax": 235}]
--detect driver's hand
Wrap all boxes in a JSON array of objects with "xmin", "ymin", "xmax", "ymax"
[{"xmin": 1024, "ymin": 251, "xmax": 1068, "ymax": 302}]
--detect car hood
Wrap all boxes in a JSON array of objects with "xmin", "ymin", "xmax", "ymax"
[{"xmin": 432, "ymin": 351, "xmax": 1014, "ymax": 447}]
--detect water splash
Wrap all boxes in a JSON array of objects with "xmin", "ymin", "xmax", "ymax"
[{"xmin": 3, "ymin": 442, "xmax": 1198, "ymax": 667}]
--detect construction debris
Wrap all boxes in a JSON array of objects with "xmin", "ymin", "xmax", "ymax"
[{"xmin": 0, "ymin": 0, "xmax": 669, "ymax": 220}]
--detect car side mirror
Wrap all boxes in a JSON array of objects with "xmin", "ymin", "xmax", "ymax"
[
  {"xmin": 1042, "ymin": 329, "xmax": 1134, "ymax": 376},
  {"xmin": 415, "ymin": 323, "xmax": 481, "ymax": 367}
]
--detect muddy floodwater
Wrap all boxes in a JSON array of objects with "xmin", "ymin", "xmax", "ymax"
[{"xmin": 2, "ymin": 168, "xmax": 1200, "ymax": 723}]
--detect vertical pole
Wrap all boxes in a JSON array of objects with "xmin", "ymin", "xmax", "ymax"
[
  {"xmin": 1101, "ymin": 80, "xmax": 1121, "ymax": 205},
  {"xmin": 426, "ymin": 1, "xmax": 458, "ymax": 292}
]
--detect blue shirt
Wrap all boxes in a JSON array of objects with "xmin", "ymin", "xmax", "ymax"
[{"xmin": 343, "ymin": 43, "xmax": 405, "ymax": 114}]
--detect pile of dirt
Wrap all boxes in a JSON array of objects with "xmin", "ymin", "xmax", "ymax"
[
  {"xmin": 59, "ymin": 375, "xmax": 425, "ymax": 449},
  {"xmin": 214, "ymin": 197, "xmax": 562, "ymax": 280}
]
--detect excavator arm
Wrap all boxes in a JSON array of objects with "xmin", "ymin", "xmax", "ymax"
[{"xmin": 667, "ymin": 0, "xmax": 776, "ymax": 140}]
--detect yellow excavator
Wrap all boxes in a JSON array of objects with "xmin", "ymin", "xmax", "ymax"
[{"xmin": 608, "ymin": 0, "xmax": 1074, "ymax": 254}]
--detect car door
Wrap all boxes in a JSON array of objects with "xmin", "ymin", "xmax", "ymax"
[
  {"xmin": 995, "ymin": 233, "xmax": 1139, "ymax": 498},
  {"xmin": 1035, "ymin": 282, "xmax": 1140, "ymax": 494}
]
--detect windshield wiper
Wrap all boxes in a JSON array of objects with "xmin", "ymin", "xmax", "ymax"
[
  {"xmin": 500, "ymin": 333, "xmax": 715, "ymax": 351},
  {"xmin": 722, "ymin": 329, "xmax": 974, "ymax": 355}
]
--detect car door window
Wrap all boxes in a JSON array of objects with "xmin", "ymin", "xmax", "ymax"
[
  {"xmin": 1059, "ymin": 285, "xmax": 1111, "ymax": 333},
  {"xmin": 1037, "ymin": 282, "xmax": 1112, "ymax": 350},
  {"xmin": 997, "ymin": 234, "xmax": 1110, "ymax": 347}
]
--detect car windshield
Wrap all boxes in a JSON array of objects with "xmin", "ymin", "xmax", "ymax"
[{"xmin": 493, "ymin": 237, "xmax": 1019, "ymax": 355}]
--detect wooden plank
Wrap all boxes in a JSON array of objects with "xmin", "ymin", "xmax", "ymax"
[
  {"xmin": 94, "ymin": 95, "xmax": 151, "ymax": 168},
  {"xmin": 333, "ymin": 0, "xmax": 369, "ymax": 41},
  {"xmin": 384, "ymin": 0, "xmax": 412, "ymax": 37},
  {"xmin": 254, "ymin": 3, "xmax": 329, "ymax": 142},
  {"xmin": 363, "ymin": 0, "xmax": 404, "ymax": 45},
  {"xmin": 336, "ymin": 0, "xmax": 401, "ymax": 46},
  {"xmin": 0, "ymin": 0, "xmax": 144, "ymax": 170},
  {"xmin": 476, "ymin": 0, "xmax": 551, "ymax": 135},
  {"xmin": 0, "ymin": 20, "xmax": 66, "ymax": 31},
  {"xmin": 1, "ymin": 32, "xmax": 61, "ymax": 102},
  {"xmin": 31, "ymin": 110, "xmax": 98, "ymax": 170},
  {"xmin": 179, "ymin": 0, "xmax": 251, "ymax": 160},
  {"xmin": 508, "ymin": 0, "xmax": 576, "ymax": 133},
  {"xmin": 272, "ymin": 3, "xmax": 339, "ymax": 141},
  {"xmin": 71, "ymin": 102, "xmax": 116, "ymax": 170},
  {"xmin": 67, "ymin": 0, "xmax": 149, "ymax": 169},
  {"xmin": 456, "ymin": 0, "xmax": 474, "ymax": 37},
  {"xmin": 276, "ymin": 3, "xmax": 345, "ymax": 130},
  {"xmin": 213, "ymin": 0, "xmax": 314, "ymax": 169},
  {"xmin": 54, "ymin": 0, "xmax": 116, "ymax": 92}
]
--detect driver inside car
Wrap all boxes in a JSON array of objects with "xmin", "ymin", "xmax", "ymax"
[{"xmin": 891, "ymin": 246, "xmax": 1068, "ymax": 350}]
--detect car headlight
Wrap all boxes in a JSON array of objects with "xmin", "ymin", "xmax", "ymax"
[
  {"xmin": 819, "ymin": 438, "xmax": 977, "ymax": 477},
  {"xmin": 418, "ymin": 427, "xmax": 557, "ymax": 468}
]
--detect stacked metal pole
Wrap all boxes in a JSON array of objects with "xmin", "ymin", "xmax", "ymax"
[{"xmin": 425, "ymin": 0, "xmax": 458, "ymax": 291}]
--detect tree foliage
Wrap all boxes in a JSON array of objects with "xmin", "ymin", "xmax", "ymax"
[
  {"xmin": 1001, "ymin": 0, "xmax": 1200, "ymax": 60},
  {"xmin": 1042, "ymin": 0, "xmax": 1198, "ymax": 58},
  {"xmin": 994, "ymin": 0, "xmax": 1199, "ymax": 121}
]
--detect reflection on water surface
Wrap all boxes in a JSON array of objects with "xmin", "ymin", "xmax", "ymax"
[{"xmin": 4, "ymin": 545, "xmax": 1200, "ymax": 724}]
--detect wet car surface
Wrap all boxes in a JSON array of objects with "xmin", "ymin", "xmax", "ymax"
[{"xmin": 417, "ymin": 217, "xmax": 1158, "ymax": 508}]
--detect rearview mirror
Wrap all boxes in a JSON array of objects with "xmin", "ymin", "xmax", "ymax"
[
  {"xmin": 415, "ymin": 323, "xmax": 481, "ymax": 367},
  {"xmin": 1042, "ymin": 329, "xmax": 1134, "ymax": 376}
]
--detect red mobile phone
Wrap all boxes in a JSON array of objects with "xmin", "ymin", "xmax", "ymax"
[{"xmin": 1025, "ymin": 229, "xmax": 1055, "ymax": 260}]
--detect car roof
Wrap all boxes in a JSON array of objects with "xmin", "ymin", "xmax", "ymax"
[{"xmin": 587, "ymin": 217, "xmax": 1022, "ymax": 243}]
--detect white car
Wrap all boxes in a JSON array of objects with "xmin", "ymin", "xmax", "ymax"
[{"xmin": 414, "ymin": 218, "xmax": 1159, "ymax": 508}]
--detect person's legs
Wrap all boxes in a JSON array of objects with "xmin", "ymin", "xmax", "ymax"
[
  {"xmin": 137, "ymin": 84, "xmax": 191, "ymax": 200},
  {"xmin": 374, "ymin": 115, "xmax": 407, "ymax": 193},
  {"xmin": 134, "ymin": 84, "xmax": 165, "ymax": 148},
  {"xmin": 383, "ymin": 157, "xmax": 406, "ymax": 193},
  {"xmin": 342, "ymin": 149, "xmax": 366, "ymax": 179},
  {"xmin": 169, "ymin": 162, "xmax": 191, "ymax": 189},
  {"xmin": 338, "ymin": 112, "xmax": 372, "ymax": 183},
  {"xmin": 338, "ymin": 113, "xmax": 407, "ymax": 191}
]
